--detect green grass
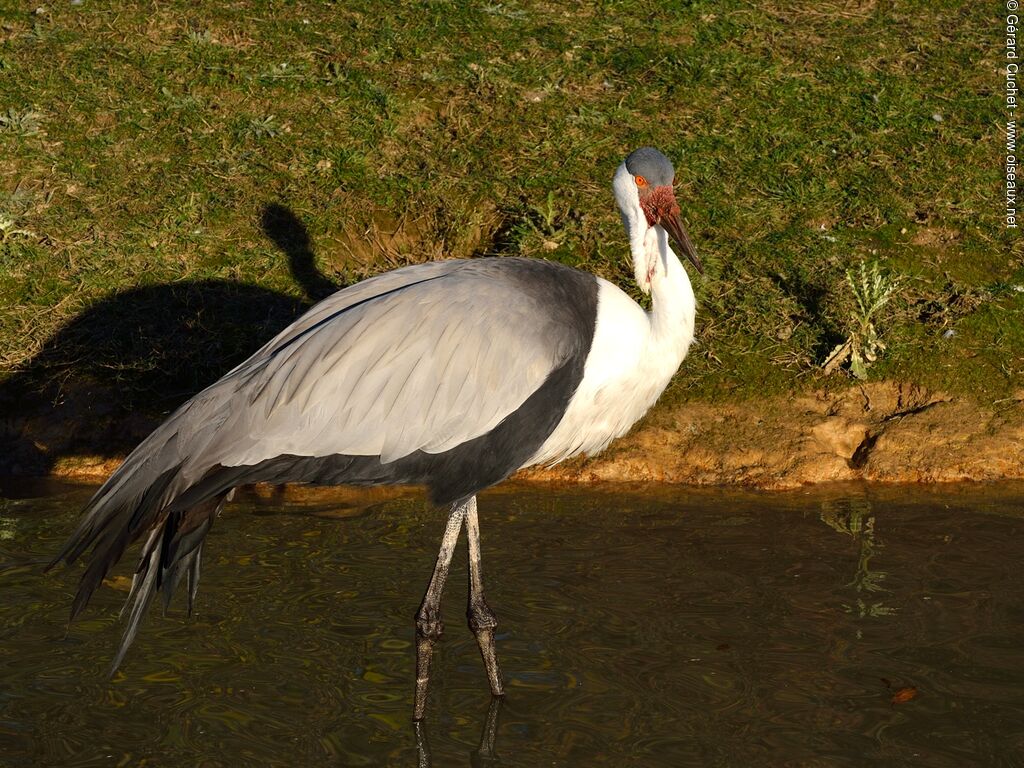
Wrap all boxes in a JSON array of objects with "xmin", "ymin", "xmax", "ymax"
[{"xmin": 0, "ymin": 0, "xmax": 1018, "ymax": 411}]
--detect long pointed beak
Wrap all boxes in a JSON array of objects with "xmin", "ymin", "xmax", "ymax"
[{"xmin": 659, "ymin": 200, "xmax": 704, "ymax": 276}]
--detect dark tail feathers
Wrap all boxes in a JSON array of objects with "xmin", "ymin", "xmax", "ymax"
[
  {"xmin": 111, "ymin": 500, "xmax": 221, "ymax": 672},
  {"xmin": 49, "ymin": 466, "xmax": 182, "ymax": 625},
  {"xmin": 50, "ymin": 483, "xmax": 227, "ymax": 673}
]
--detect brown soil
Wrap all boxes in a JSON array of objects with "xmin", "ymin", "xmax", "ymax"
[
  {"xmin": 519, "ymin": 382, "xmax": 1024, "ymax": 488},
  {"xmin": 12, "ymin": 381, "xmax": 1022, "ymax": 490}
]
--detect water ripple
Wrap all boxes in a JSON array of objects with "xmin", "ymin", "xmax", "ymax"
[{"xmin": 1, "ymin": 483, "xmax": 1023, "ymax": 765}]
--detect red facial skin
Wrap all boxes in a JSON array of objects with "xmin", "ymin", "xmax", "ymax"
[
  {"xmin": 639, "ymin": 185, "xmax": 680, "ymax": 227},
  {"xmin": 636, "ymin": 182, "xmax": 704, "ymax": 275}
]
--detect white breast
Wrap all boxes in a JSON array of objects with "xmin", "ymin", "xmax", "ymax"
[{"xmin": 526, "ymin": 278, "xmax": 691, "ymax": 467}]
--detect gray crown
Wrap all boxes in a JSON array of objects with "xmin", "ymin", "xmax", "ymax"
[{"xmin": 624, "ymin": 147, "xmax": 674, "ymax": 186}]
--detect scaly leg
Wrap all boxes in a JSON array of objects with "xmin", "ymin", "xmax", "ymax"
[
  {"xmin": 414, "ymin": 498, "xmax": 468, "ymax": 720},
  {"xmin": 465, "ymin": 496, "xmax": 504, "ymax": 698}
]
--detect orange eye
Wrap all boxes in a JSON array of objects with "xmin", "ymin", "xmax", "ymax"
[{"xmin": 635, "ymin": 175, "xmax": 647, "ymax": 188}]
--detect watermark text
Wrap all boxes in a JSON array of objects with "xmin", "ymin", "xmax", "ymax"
[{"xmin": 1008, "ymin": 3, "xmax": 1019, "ymax": 227}]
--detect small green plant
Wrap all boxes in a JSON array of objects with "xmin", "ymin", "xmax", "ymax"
[
  {"xmin": 0, "ymin": 108, "xmax": 43, "ymax": 137},
  {"xmin": 185, "ymin": 28, "xmax": 213, "ymax": 46},
  {"xmin": 823, "ymin": 261, "xmax": 900, "ymax": 380},
  {"xmin": 510, "ymin": 191, "xmax": 574, "ymax": 253},
  {"xmin": 240, "ymin": 115, "xmax": 283, "ymax": 140},
  {"xmin": 531, "ymin": 191, "xmax": 560, "ymax": 238}
]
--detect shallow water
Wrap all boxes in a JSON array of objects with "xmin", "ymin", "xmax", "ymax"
[{"xmin": 1, "ymin": 481, "xmax": 1023, "ymax": 767}]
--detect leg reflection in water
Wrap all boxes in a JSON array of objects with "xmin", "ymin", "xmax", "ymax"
[{"xmin": 415, "ymin": 696, "xmax": 503, "ymax": 767}]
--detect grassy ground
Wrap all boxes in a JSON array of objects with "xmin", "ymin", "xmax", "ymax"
[{"xmin": 0, "ymin": 0, "xmax": 1019, "ymax": 417}]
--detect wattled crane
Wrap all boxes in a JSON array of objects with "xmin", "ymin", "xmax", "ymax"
[{"xmin": 51, "ymin": 146, "xmax": 704, "ymax": 719}]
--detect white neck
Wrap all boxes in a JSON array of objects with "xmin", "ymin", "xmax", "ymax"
[
  {"xmin": 613, "ymin": 163, "xmax": 696, "ymax": 359},
  {"xmin": 647, "ymin": 224, "xmax": 696, "ymax": 358},
  {"xmin": 524, "ymin": 168, "xmax": 697, "ymax": 468}
]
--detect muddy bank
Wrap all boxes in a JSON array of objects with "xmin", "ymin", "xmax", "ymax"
[
  {"xmin": 521, "ymin": 382, "xmax": 1024, "ymax": 489},
  {"xmin": 3, "ymin": 381, "xmax": 1023, "ymax": 489}
]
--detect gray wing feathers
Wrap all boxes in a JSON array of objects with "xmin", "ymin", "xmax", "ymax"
[
  {"xmin": 51, "ymin": 257, "xmax": 588, "ymax": 645},
  {"xmin": 229, "ymin": 260, "xmax": 462, "ymax": 376},
  {"xmin": 202, "ymin": 259, "xmax": 567, "ymax": 468},
  {"xmin": 50, "ymin": 262, "xmax": 463, "ymax": 571},
  {"xmin": 53, "ymin": 258, "xmax": 575, "ymax": 578}
]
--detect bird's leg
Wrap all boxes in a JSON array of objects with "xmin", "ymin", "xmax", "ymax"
[
  {"xmin": 465, "ymin": 496, "xmax": 504, "ymax": 698},
  {"xmin": 414, "ymin": 498, "xmax": 468, "ymax": 720}
]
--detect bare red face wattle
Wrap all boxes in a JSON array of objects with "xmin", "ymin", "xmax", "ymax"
[
  {"xmin": 636, "ymin": 181, "xmax": 704, "ymax": 275},
  {"xmin": 639, "ymin": 185, "xmax": 680, "ymax": 227}
]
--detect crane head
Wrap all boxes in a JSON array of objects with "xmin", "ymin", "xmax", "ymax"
[{"xmin": 619, "ymin": 147, "xmax": 703, "ymax": 276}]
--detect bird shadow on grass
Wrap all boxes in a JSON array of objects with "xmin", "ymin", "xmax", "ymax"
[{"xmin": 0, "ymin": 204, "xmax": 338, "ymax": 477}]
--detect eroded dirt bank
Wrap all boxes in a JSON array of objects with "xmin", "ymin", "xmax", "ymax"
[
  {"xmin": 4, "ymin": 382, "xmax": 1023, "ymax": 489},
  {"xmin": 520, "ymin": 382, "xmax": 1024, "ymax": 489}
]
